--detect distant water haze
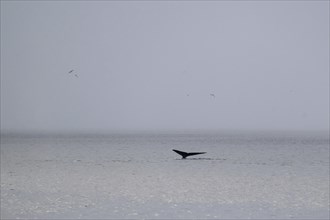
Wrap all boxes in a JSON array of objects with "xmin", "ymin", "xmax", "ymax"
[{"xmin": 1, "ymin": 1, "xmax": 329, "ymax": 133}]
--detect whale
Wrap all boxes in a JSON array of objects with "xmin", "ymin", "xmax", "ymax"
[{"xmin": 172, "ymin": 149, "xmax": 206, "ymax": 159}]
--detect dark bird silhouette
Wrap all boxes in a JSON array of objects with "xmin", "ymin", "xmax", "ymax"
[
  {"xmin": 173, "ymin": 149, "xmax": 206, "ymax": 159},
  {"xmin": 68, "ymin": 70, "xmax": 74, "ymax": 74},
  {"xmin": 74, "ymin": 74, "xmax": 79, "ymax": 78},
  {"xmin": 210, "ymin": 93, "xmax": 215, "ymax": 98}
]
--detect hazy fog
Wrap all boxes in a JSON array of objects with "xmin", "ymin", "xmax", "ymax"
[{"xmin": 1, "ymin": 1, "xmax": 329, "ymax": 133}]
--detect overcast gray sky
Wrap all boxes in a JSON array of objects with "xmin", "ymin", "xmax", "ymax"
[{"xmin": 1, "ymin": 1, "xmax": 329, "ymax": 133}]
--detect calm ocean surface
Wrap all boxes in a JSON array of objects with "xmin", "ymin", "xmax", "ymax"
[
  {"xmin": 1, "ymin": 131, "xmax": 329, "ymax": 219},
  {"xmin": 2, "ymin": 131, "xmax": 329, "ymax": 165}
]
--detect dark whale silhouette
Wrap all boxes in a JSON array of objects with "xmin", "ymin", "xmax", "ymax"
[{"xmin": 172, "ymin": 149, "xmax": 206, "ymax": 159}]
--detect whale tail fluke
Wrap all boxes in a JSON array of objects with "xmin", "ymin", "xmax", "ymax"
[{"xmin": 172, "ymin": 149, "xmax": 206, "ymax": 159}]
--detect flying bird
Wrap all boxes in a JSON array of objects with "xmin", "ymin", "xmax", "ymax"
[
  {"xmin": 173, "ymin": 149, "xmax": 206, "ymax": 159},
  {"xmin": 210, "ymin": 93, "xmax": 215, "ymax": 98},
  {"xmin": 68, "ymin": 69, "xmax": 74, "ymax": 74},
  {"xmin": 74, "ymin": 74, "xmax": 79, "ymax": 78}
]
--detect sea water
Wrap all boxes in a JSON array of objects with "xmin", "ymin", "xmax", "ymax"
[{"xmin": 1, "ymin": 131, "xmax": 329, "ymax": 219}]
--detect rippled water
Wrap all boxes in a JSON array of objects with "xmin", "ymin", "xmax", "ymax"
[{"xmin": 1, "ymin": 131, "xmax": 329, "ymax": 219}]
